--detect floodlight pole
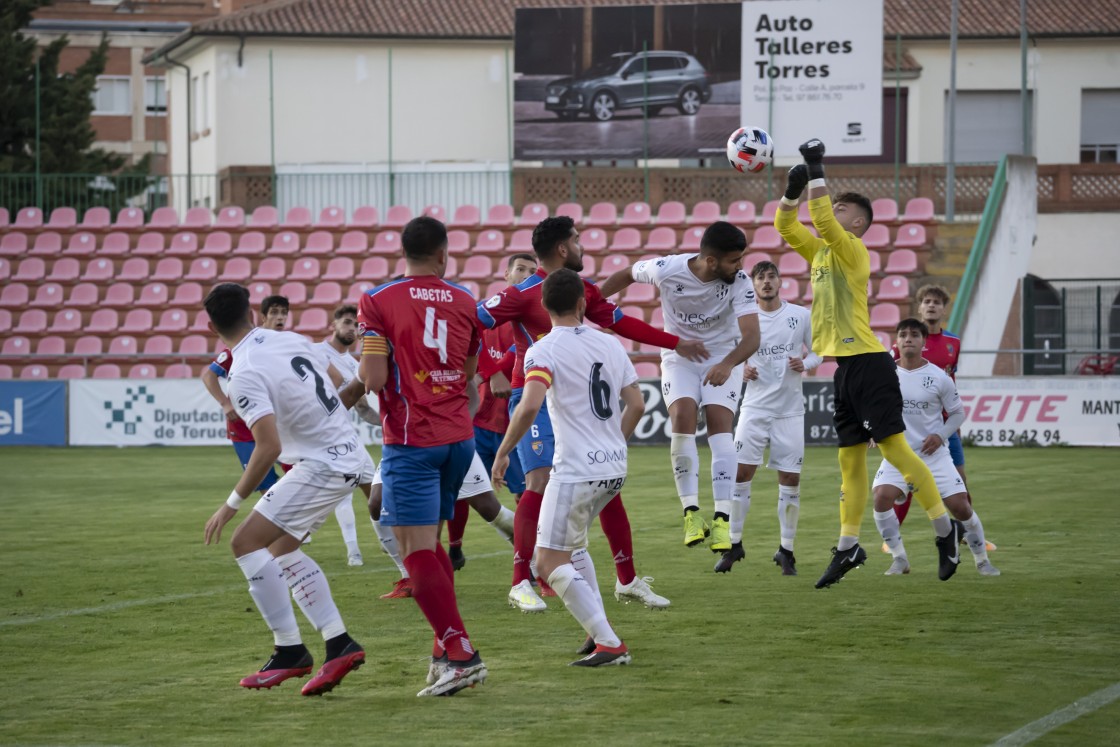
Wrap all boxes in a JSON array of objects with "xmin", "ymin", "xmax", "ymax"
[
  {"xmin": 35, "ymin": 56, "xmax": 42, "ymax": 208},
  {"xmin": 945, "ymin": 0, "xmax": 959, "ymax": 222},
  {"xmin": 642, "ymin": 41, "xmax": 650, "ymax": 204},
  {"xmin": 1020, "ymin": 0, "xmax": 1031, "ymax": 155}
]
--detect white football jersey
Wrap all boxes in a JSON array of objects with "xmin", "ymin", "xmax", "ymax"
[
  {"xmin": 743, "ymin": 301, "xmax": 814, "ymax": 417},
  {"xmin": 318, "ymin": 340, "xmax": 360, "ymax": 383},
  {"xmin": 523, "ymin": 325, "xmax": 637, "ymax": 481},
  {"xmin": 897, "ymin": 361, "xmax": 964, "ymax": 454},
  {"xmin": 229, "ymin": 328, "xmax": 368, "ymax": 472},
  {"xmin": 631, "ymin": 253, "xmax": 758, "ymax": 357}
]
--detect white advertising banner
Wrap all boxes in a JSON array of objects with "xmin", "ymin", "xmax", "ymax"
[
  {"xmin": 957, "ymin": 377, "xmax": 1120, "ymax": 447},
  {"xmin": 741, "ymin": 0, "xmax": 883, "ymax": 157},
  {"xmin": 69, "ymin": 379, "xmax": 382, "ymax": 447}
]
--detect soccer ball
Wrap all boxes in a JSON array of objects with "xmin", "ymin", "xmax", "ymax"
[{"xmin": 726, "ymin": 126, "xmax": 774, "ymax": 174}]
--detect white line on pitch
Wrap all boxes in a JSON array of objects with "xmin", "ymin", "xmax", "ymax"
[{"xmin": 989, "ymin": 681, "xmax": 1120, "ymax": 746}]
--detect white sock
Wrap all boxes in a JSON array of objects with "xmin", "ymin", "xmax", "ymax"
[
  {"xmin": 837, "ymin": 535, "xmax": 860, "ymax": 551},
  {"xmin": 237, "ymin": 548, "xmax": 302, "ymax": 646},
  {"xmin": 548, "ymin": 562, "xmax": 620, "ymax": 648},
  {"xmin": 274, "ymin": 550, "xmax": 347, "ymax": 640},
  {"xmin": 777, "ymin": 484, "xmax": 800, "ymax": 552},
  {"xmin": 874, "ymin": 510, "xmax": 907, "ymax": 559},
  {"xmin": 932, "ymin": 513, "xmax": 953, "ymax": 538},
  {"xmin": 730, "ymin": 481, "xmax": 752, "ymax": 543},
  {"xmin": 708, "ymin": 432, "xmax": 736, "ymax": 517},
  {"xmin": 962, "ymin": 511, "xmax": 989, "ymax": 563},
  {"xmin": 487, "ymin": 505, "xmax": 515, "ymax": 544},
  {"xmin": 670, "ymin": 432, "xmax": 700, "ymax": 511},
  {"xmin": 373, "ymin": 520, "xmax": 408, "ymax": 577},
  {"xmin": 571, "ymin": 548, "xmax": 603, "ymax": 606},
  {"xmin": 335, "ymin": 497, "xmax": 359, "ymax": 556}
]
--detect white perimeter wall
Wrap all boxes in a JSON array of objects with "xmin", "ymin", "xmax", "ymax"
[{"xmin": 1031, "ymin": 213, "xmax": 1120, "ymax": 279}]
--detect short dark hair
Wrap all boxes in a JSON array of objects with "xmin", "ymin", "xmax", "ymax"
[
  {"xmin": 896, "ymin": 317, "xmax": 929, "ymax": 338},
  {"xmin": 508, "ymin": 252, "xmax": 538, "ymax": 267},
  {"xmin": 541, "ymin": 268, "xmax": 584, "ymax": 316},
  {"xmin": 260, "ymin": 295, "xmax": 289, "ymax": 316},
  {"xmin": 205, "ymin": 283, "xmax": 252, "ymax": 336},
  {"xmin": 834, "ymin": 192, "xmax": 873, "ymax": 225},
  {"xmin": 401, "ymin": 216, "xmax": 448, "ymax": 261},
  {"xmin": 532, "ymin": 216, "xmax": 575, "ymax": 260},
  {"xmin": 333, "ymin": 304, "xmax": 358, "ymax": 320},
  {"xmin": 750, "ymin": 260, "xmax": 779, "ymax": 279},
  {"xmin": 699, "ymin": 220, "xmax": 747, "ymax": 256}
]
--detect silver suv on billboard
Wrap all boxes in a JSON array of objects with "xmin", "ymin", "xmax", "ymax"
[{"xmin": 543, "ymin": 51, "xmax": 713, "ymax": 122}]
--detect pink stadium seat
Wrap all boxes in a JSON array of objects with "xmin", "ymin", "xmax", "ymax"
[
  {"xmin": 302, "ymin": 231, "xmax": 334, "ymax": 256},
  {"xmin": 56, "ymin": 364, "xmax": 86, "ymax": 379},
  {"xmin": 893, "ymin": 224, "xmax": 927, "ymax": 249},
  {"xmin": 44, "ymin": 207, "xmax": 76, "ymax": 230},
  {"xmin": 874, "ymin": 330, "xmax": 892, "ymax": 350},
  {"xmin": 268, "ymin": 230, "xmax": 301, "ymax": 256},
  {"xmin": 109, "ymin": 335, "xmax": 139, "ymax": 358},
  {"xmin": 900, "ymin": 197, "xmax": 935, "ymax": 223},
  {"xmin": 29, "ymin": 232, "xmax": 63, "ymax": 256},
  {"xmin": 482, "ymin": 204, "xmax": 515, "ymax": 229},
  {"xmin": 556, "ymin": 202, "xmax": 584, "ymax": 225},
  {"xmin": 869, "ymin": 303, "xmax": 901, "ymax": 329},
  {"xmin": 582, "ymin": 228, "xmax": 608, "ymax": 254},
  {"xmin": 779, "ymin": 278, "xmax": 800, "ymax": 302},
  {"xmin": 862, "ymin": 223, "xmax": 890, "ymax": 250},
  {"xmin": 456, "ymin": 280, "xmax": 480, "ymax": 298},
  {"xmin": 290, "ymin": 258, "xmax": 321, "ymax": 281},
  {"xmin": 644, "ymin": 227, "xmax": 676, "ymax": 252},
  {"xmin": 15, "ymin": 207, "xmax": 44, "ymax": 229},
  {"xmin": 248, "ymin": 205, "xmax": 278, "ymax": 229},
  {"xmin": 382, "ymin": 205, "xmax": 413, "ymax": 230},
  {"xmin": 148, "ymin": 206, "xmax": 179, "ymax": 229},
  {"xmin": 183, "ymin": 258, "xmax": 217, "ymax": 281},
  {"xmin": 78, "ymin": 206, "xmax": 110, "ymax": 230},
  {"xmin": 884, "ymin": 249, "xmax": 918, "ymax": 274},
  {"xmin": 316, "ymin": 206, "xmax": 346, "ymax": 228},
  {"xmin": 447, "ymin": 230, "xmax": 471, "ymax": 255},
  {"xmin": 448, "ymin": 205, "xmax": 481, "ymax": 229},
  {"xmin": 166, "ymin": 231, "xmax": 198, "ymax": 256},
  {"xmin": 92, "ymin": 364, "xmax": 122, "ymax": 379},
  {"xmin": 46, "ymin": 257, "xmax": 80, "ymax": 283},
  {"xmin": 120, "ymin": 309, "xmax": 153, "ymax": 333},
  {"xmin": 372, "ymin": 230, "xmax": 401, "ymax": 255},
  {"xmin": 743, "ymin": 252, "xmax": 772, "ymax": 271},
  {"xmin": 182, "ymin": 207, "xmax": 212, "ymax": 229},
  {"xmin": 348, "ymin": 205, "xmax": 379, "ymax": 228},
  {"xmin": 586, "ymin": 202, "xmax": 618, "ymax": 227},
  {"xmin": 323, "ymin": 257, "xmax": 355, "ymax": 281},
  {"xmin": 247, "ymin": 282, "xmax": 272, "ymax": 306},
  {"xmin": 618, "ymin": 305, "xmax": 644, "ymax": 324},
  {"xmin": 2, "ymin": 336, "xmax": 31, "ymax": 357},
  {"xmin": 30, "ymin": 283, "xmax": 64, "ymax": 307},
  {"xmin": 473, "ymin": 230, "xmax": 505, "ymax": 255},
  {"xmin": 620, "ymin": 201, "xmax": 651, "ymax": 227},
  {"xmin": 310, "ymin": 282, "xmax": 342, "ymax": 306},
  {"xmin": 688, "ymin": 200, "xmax": 722, "ymax": 226},
  {"xmin": 876, "ymin": 275, "xmax": 910, "ymax": 302},
  {"xmin": 654, "ymin": 201, "xmax": 686, "ymax": 227},
  {"xmin": 0, "ymin": 258, "xmax": 7, "ymax": 282},
  {"xmin": 422, "ymin": 205, "xmax": 447, "ymax": 223},
  {"xmin": 152, "ymin": 258, "xmax": 184, "ymax": 282},
  {"xmin": 143, "ymin": 335, "xmax": 173, "ymax": 355},
  {"xmin": 680, "ymin": 227, "xmax": 705, "ymax": 251},
  {"xmin": 102, "ymin": 283, "xmax": 134, "ymax": 308},
  {"xmin": 133, "ymin": 232, "xmax": 166, "ymax": 256},
  {"xmin": 20, "ymin": 364, "xmax": 49, "ymax": 380},
  {"xmin": 598, "ymin": 254, "xmax": 630, "ymax": 279},
  {"xmin": 63, "ymin": 231, "xmax": 98, "ymax": 257},
  {"xmin": 154, "ymin": 309, "xmax": 188, "ymax": 333},
  {"xmin": 460, "ymin": 256, "xmax": 493, "ymax": 281},
  {"xmin": 0, "ymin": 283, "xmax": 29, "ymax": 308},
  {"xmin": 178, "ymin": 335, "xmax": 210, "ymax": 355},
  {"xmin": 214, "ymin": 206, "xmax": 245, "ymax": 229},
  {"xmin": 749, "ymin": 226, "xmax": 782, "ymax": 251},
  {"xmin": 113, "ymin": 207, "xmax": 145, "ymax": 230},
  {"xmin": 610, "ymin": 228, "xmax": 642, "ymax": 252},
  {"xmin": 233, "ymin": 231, "xmax": 266, "ymax": 256},
  {"xmin": 633, "ymin": 361, "xmax": 660, "ymax": 378},
  {"xmin": 621, "ymin": 283, "xmax": 656, "ymax": 304},
  {"xmin": 13, "ymin": 310, "xmax": 48, "ymax": 335},
  {"xmin": 759, "ymin": 200, "xmax": 780, "ymax": 225},
  {"xmin": 74, "ymin": 335, "xmax": 103, "ymax": 356},
  {"xmin": 81, "ymin": 258, "xmax": 115, "ymax": 283},
  {"xmin": 187, "ymin": 310, "xmax": 211, "ymax": 334},
  {"xmin": 67, "ymin": 282, "xmax": 100, "ymax": 309},
  {"xmin": 220, "ymin": 257, "xmax": 253, "ymax": 282},
  {"xmin": 281, "ymin": 206, "xmax": 312, "ymax": 229},
  {"xmin": 0, "ymin": 364, "xmax": 11, "ymax": 379},
  {"xmin": 164, "ymin": 363, "xmax": 194, "ymax": 378},
  {"xmin": 778, "ymin": 252, "xmax": 809, "ymax": 276},
  {"xmin": 519, "ymin": 203, "xmax": 548, "ymax": 225},
  {"xmin": 336, "ymin": 231, "xmax": 367, "ymax": 255},
  {"xmin": 0, "ymin": 309, "xmax": 10, "ymax": 334},
  {"xmin": 199, "ymin": 231, "xmax": 233, "ymax": 256},
  {"xmin": 358, "ymin": 257, "xmax": 389, "ymax": 281},
  {"xmin": 871, "ymin": 198, "xmax": 898, "ymax": 224},
  {"xmin": 578, "ymin": 256, "xmax": 597, "ymax": 279},
  {"xmin": 170, "ymin": 283, "xmax": 203, "ymax": 307},
  {"xmin": 482, "ymin": 281, "xmax": 504, "ymax": 299},
  {"xmin": 508, "ymin": 229, "xmax": 533, "ymax": 252},
  {"xmin": 348, "ymin": 280, "xmax": 375, "ymax": 299},
  {"xmin": 392, "ymin": 258, "xmax": 408, "ymax": 277},
  {"xmin": 85, "ymin": 309, "xmax": 120, "ymax": 334},
  {"xmin": 0, "ymin": 232, "xmax": 28, "ymax": 256},
  {"xmin": 813, "ymin": 360, "xmax": 838, "ymax": 378},
  {"xmin": 128, "ymin": 363, "xmax": 158, "ymax": 379},
  {"xmin": 0, "ymin": 208, "xmax": 6, "ymax": 229},
  {"xmin": 13, "ymin": 258, "xmax": 46, "ymax": 282},
  {"xmin": 282, "ymin": 280, "xmax": 310, "ymax": 305},
  {"xmin": 255, "ymin": 257, "xmax": 286, "ymax": 282},
  {"xmin": 48, "ymin": 309, "xmax": 81, "ymax": 335},
  {"xmin": 868, "ymin": 250, "xmax": 882, "ymax": 275},
  {"xmin": 294, "ymin": 308, "xmax": 328, "ymax": 333}
]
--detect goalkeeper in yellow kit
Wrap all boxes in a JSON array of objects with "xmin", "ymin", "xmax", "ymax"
[{"xmin": 776, "ymin": 138, "xmax": 960, "ymax": 588}]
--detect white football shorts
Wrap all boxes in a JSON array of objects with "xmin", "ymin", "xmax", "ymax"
[
  {"xmin": 873, "ymin": 447, "xmax": 965, "ymax": 497},
  {"xmin": 734, "ymin": 410, "xmax": 805, "ymax": 473},
  {"xmin": 661, "ymin": 353, "xmax": 744, "ymax": 413},
  {"xmin": 537, "ymin": 475, "xmax": 626, "ymax": 552},
  {"xmin": 254, "ymin": 455, "xmax": 376, "ymax": 539}
]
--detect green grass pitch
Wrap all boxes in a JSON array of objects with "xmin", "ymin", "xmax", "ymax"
[{"xmin": 1, "ymin": 445, "xmax": 1118, "ymax": 746}]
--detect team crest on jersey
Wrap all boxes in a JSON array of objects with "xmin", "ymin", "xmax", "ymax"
[
  {"xmin": 922, "ymin": 376, "xmax": 936, "ymax": 389},
  {"xmin": 715, "ymin": 284, "xmax": 729, "ymax": 300},
  {"xmin": 217, "ymin": 351, "xmax": 228, "ymax": 364},
  {"xmin": 357, "ymin": 321, "xmax": 366, "ymax": 335},
  {"xmin": 485, "ymin": 295, "xmax": 502, "ymax": 309},
  {"xmin": 813, "ymin": 266, "xmax": 830, "ymax": 284},
  {"xmin": 415, "ymin": 370, "xmax": 430, "ymax": 382},
  {"xmin": 662, "ymin": 381, "xmax": 671, "ymax": 396},
  {"xmin": 787, "ymin": 317, "xmax": 799, "ymax": 329},
  {"xmin": 531, "ymin": 440, "xmax": 544, "ymax": 455}
]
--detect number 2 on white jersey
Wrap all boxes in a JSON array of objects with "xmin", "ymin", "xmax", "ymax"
[{"xmin": 423, "ymin": 307, "xmax": 448, "ymax": 364}]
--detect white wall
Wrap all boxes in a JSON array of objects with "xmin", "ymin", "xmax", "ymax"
[{"xmin": 1031, "ymin": 213, "xmax": 1120, "ymax": 279}]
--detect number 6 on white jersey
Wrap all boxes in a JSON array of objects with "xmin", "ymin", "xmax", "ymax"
[{"xmin": 423, "ymin": 307, "xmax": 448, "ymax": 364}]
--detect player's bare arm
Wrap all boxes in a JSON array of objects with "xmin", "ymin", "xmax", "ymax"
[
  {"xmin": 598, "ymin": 266, "xmax": 636, "ymax": 298},
  {"xmin": 490, "ymin": 379, "xmax": 546, "ymax": 489},
  {"xmin": 619, "ymin": 382, "xmax": 645, "ymax": 441},
  {"xmin": 204, "ymin": 414, "xmax": 281, "ymax": 544},
  {"xmin": 464, "ymin": 355, "xmax": 478, "ymax": 382},
  {"xmin": 704, "ymin": 313, "xmax": 760, "ymax": 386},
  {"xmin": 338, "ymin": 378, "xmax": 366, "ymax": 411},
  {"xmin": 359, "ymin": 349, "xmax": 389, "ymax": 394},
  {"xmin": 201, "ymin": 367, "xmax": 238, "ymax": 421}
]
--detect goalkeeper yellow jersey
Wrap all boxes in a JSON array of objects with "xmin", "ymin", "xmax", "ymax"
[{"xmin": 775, "ymin": 196, "xmax": 884, "ymax": 357}]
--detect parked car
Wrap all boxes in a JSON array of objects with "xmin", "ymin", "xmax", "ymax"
[{"xmin": 543, "ymin": 51, "xmax": 712, "ymax": 122}]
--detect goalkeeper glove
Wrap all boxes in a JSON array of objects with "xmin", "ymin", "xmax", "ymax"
[
  {"xmin": 799, "ymin": 138, "xmax": 826, "ymax": 180},
  {"xmin": 784, "ymin": 164, "xmax": 809, "ymax": 201}
]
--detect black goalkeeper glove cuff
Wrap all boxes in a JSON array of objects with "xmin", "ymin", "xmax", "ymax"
[{"xmin": 805, "ymin": 162, "xmax": 825, "ymax": 181}]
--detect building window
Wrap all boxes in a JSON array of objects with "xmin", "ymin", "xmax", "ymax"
[
  {"xmin": 145, "ymin": 77, "xmax": 167, "ymax": 116},
  {"xmin": 1080, "ymin": 90, "xmax": 1120, "ymax": 163},
  {"xmin": 202, "ymin": 72, "xmax": 210, "ymax": 130},
  {"xmin": 193, "ymin": 73, "xmax": 211, "ymax": 133},
  {"xmin": 945, "ymin": 90, "xmax": 1034, "ymax": 162},
  {"xmin": 91, "ymin": 76, "xmax": 131, "ymax": 115}
]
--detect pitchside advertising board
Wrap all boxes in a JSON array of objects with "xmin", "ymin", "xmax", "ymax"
[{"xmin": 0, "ymin": 381, "xmax": 66, "ymax": 446}]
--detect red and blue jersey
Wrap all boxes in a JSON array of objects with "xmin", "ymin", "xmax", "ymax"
[
  {"xmin": 473, "ymin": 325, "xmax": 516, "ymax": 433},
  {"xmin": 891, "ymin": 329, "xmax": 961, "ymax": 380},
  {"xmin": 209, "ymin": 348, "xmax": 253, "ymax": 442}
]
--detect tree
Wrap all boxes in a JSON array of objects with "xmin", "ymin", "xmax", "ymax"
[{"xmin": 0, "ymin": 0, "xmax": 151, "ymax": 214}]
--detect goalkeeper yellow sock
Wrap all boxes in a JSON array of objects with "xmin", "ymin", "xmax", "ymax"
[
  {"xmin": 877, "ymin": 433, "xmax": 947, "ymax": 521},
  {"xmin": 837, "ymin": 445, "xmax": 868, "ymax": 540}
]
